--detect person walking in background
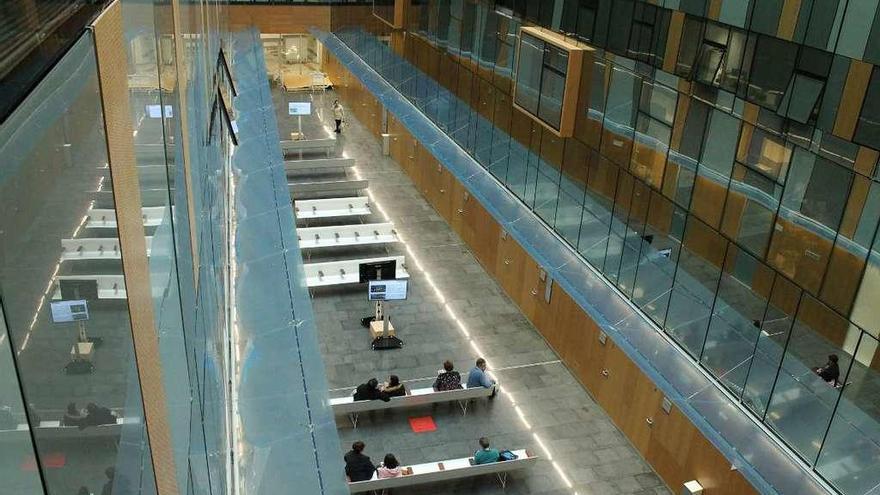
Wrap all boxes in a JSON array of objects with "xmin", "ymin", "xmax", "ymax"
[{"xmin": 332, "ymin": 100, "xmax": 344, "ymax": 133}]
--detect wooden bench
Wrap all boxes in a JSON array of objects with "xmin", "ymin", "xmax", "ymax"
[
  {"xmin": 297, "ymin": 223, "xmax": 397, "ymax": 250},
  {"xmin": 331, "ymin": 384, "xmax": 496, "ymax": 428},
  {"xmin": 61, "ymin": 237, "xmax": 153, "ymax": 261},
  {"xmin": 51, "ymin": 274, "xmax": 126, "ymax": 300},
  {"xmin": 289, "ymin": 179, "xmax": 369, "ymax": 198},
  {"xmin": 86, "ymin": 207, "xmax": 166, "ymax": 229},
  {"xmin": 294, "ymin": 197, "xmax": 371, "ymax": 221},
  {"xmin": 348, "ymin": 449, "xmax": 536, "ymax": 493},
  {"xmin": 280, "ymin": 138, "xmax": 336, "ymax": 157},
  {"xmin": 303, "ymin": 255, "xmax": 408, "ymax": 288},
  {"xmin": 285, "ymin": 157, "xmax": 355, "ymax": 174}
]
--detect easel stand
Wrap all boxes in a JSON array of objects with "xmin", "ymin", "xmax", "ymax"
[{"xmin": 368, "ymin": 300, "xmax": 403, "ymax": 350}]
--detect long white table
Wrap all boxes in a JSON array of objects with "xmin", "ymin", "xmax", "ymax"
[
  {"xmin": 280, "ymin": 138, "xmax": 336, "ymax": 157},
  {"xmin": 86, "ymin": 207, "xmax": 166, "ymax": 229},
  {"xmin": 297, "ymin": 223, "xmax": 397, "ymax": 250},
  {"xmin": 51, "ymin": 274, "xmax": 126, "ymax": 300},
  {"xmin": 294, "ymin": 197, "xmax": 371, "ymax": 221},
  {"xmin": 289, "ymin": 179, "xmax": 370, "ymax": 197},
  {"xmin": 348, "ymin": 449, "xmax": 535, "ymax": 493},
  {"xmin": 61, "ymin": 237, "xmax": 153, "ymax": 261},
  {"xmin": 303, "ymin": 256, "xmax": 408, "ymax": 288},
  {"xmin": 331, "ymin": 384, "xmax": 496, "ymax": 427},
  {"xmin": 285, "ymin": 157, "xmax": 355, "ymax": 173}
]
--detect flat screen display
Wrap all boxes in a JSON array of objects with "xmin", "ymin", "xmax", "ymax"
[
  {"xmin": 368, "ymin": 279, "xmax": 408, "ymax": 301},
  {"xmin": 51, "ymin": 300, "xmax": 90, "ymax": 323},
  {"xmin": 288, "ymin": 102, "xmax": 312, "ymax": 116}
]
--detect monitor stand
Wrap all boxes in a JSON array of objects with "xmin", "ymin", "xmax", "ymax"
[{"xmin": 370, "ymin": 301, "xmax": 402, "ymax": 350}]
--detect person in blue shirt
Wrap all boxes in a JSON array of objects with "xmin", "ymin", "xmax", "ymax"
[
  {"xmin": 473, "ymin": 437, "xmax": 500, "ymax": 465},
  {"xmin": 466, "ymin": 358, "xmax": 497, "ymax": 397}
]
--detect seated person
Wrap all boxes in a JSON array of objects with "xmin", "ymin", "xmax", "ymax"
[
  {"xmin": 353, "ymin": 378, "xmax": 390, "ymax": 402},
  {"xmin": 80, "ymin": 403, "xmax": 116, "ymax": 429},
  {"xmin": 467, "ymin": 358, "xmax": 497, "ymax": 394},
  {"xmin": 815, "ymin": 354, "xmax": 840, "ymax": 385},
  {"xmin": 344, "ymin": 441, "xmax": 376, "ymax": 482},
  {"xmin": 62, "ymin": 402, "xmax": 84, "ymax": 427},
  {"xmin": 433, "ymin": 360, "xmax": 462, "ymax": 391},
  {"xmin": 380, "ymin": 375, "xmax": 406, "ymax": 397},
  {"xmin": 473, "ymin": 437, "xmax": 500, "ymax": 465},
  {"xmin": 377, "ymin": 453, "xmax": 402, "ymax": 479}
]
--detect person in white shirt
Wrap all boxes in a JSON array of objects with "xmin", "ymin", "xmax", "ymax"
[{"xmin": 332, "ymin": 100, "xmax": 345, "ymax": 133}]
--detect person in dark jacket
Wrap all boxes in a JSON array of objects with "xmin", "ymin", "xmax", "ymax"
[
  {"xmin": 353, "ymin": 378, "xmax": 390, "ymax": 402},
  {"xmin": 63, "ymin": 402, "xmax": 84, "ymax": 427},
  {"xmin": 433, "ymin": 360, "xmax": 462, "ymax": 391},
  {"xmin": 80, "ymin": 403, "xmax": 116, "ymax": 429},
  {"xmin": 816, "ymin": 354, "xmax": 840, "ymax": 385},
  {"xmin": 344, "ymin": 441, "xmax": 376, "ymax": 482},
  {"xmin": 380, "ymin": 375, "xmax": 406, "ymax": 397}
]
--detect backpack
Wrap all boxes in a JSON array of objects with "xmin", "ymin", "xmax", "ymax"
[{"xmin": 498, "ymin": 450, "xmax": 518, "ymax": 461}]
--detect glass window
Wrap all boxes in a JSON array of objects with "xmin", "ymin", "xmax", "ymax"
[
  {"xmin": 854, "ymin": 68, "xmax": 880, "ymax": 149},
  {"xmin": 741, "ymin": 127, "xmax": 793, "ymax": 182},
  {"xmin": 606, "ymin": 0, "xmax": 634, "ymax": 54},
  {"xmin": 746, "ymin": 36, "xmax": 797, "ymax": 110},
  {"xmin": 514, "ymin": 33, "xmax": 544, "ymax": 115},
  {"xmin": 676, "ymin": 16, "xmax": 705, "ymax": 78},
  {"xmin": 632, "ymin": 194, "xmax": 685, "ymax": 324},
  {"xmin": 749, "ymin": 0, "xmax": 783, "ymax": 35},
  {"xmin": 782, "ymin": 149, "xmax": 854, "ymax": 231},
  {"xmin": 723, "ymin": 163, "xmax": 782, "ymax": 257}
]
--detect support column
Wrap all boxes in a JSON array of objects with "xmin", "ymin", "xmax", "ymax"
[{"xmin": 90, "ymin": 2, "xmax": 179, "ymax": 494}]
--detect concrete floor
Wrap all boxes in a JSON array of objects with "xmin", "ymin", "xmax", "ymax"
[{"xmin": 278, "ymin": 86, "xmax": 671, "ymax": 495}]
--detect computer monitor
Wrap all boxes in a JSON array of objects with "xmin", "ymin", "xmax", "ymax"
[
  {"xmin": 50, "ymin": 300, "xmax": 90, "ymax": 323},
  {"xmin": 368, "ymin": 279, "xmax": 408, "ymax": 301},
  {"xmin": 358, "ymin": 260, "xmax": 396, "ymax": 283}
]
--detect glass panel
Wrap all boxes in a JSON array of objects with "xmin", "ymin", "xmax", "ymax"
[
  {"xmin": 854, "ymin": 68, "xmax": 880, "ymax": 148},
  {"xmin": 0, "ymin": 32, "xmax": 156, "ymax": 495},
  {"xmin": 538, "ymin": 67, "xmax": 565, "ymax": 129},
  {"xmin": 765, "ymin": 296, "xmax": 853, "ymax": 462},
  {"xmin": 722, "ymin": 164, "xmax": 782, "ymax": 257},
  {"xmin": 741, "ymin": 127, "xmax": 792, "ymax": 182},
  {"xmin": 781, "ymin": 149, "xmax": 853, "ymax": 232},
  {"xmin": 664, "ymin": 216, "xmax": 725, "ymax": 357},
  {"xmin": 746, "ymin": 36, "xmax": 797, "ymax": 110},
  {"xmin": 514, "ymin": 33, "xmax": 544, "ymax": 115}
]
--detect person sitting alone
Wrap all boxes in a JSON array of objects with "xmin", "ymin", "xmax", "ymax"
[
  {"xmin": 80, "ymin": 403, "xmax": 116, "ymax": 429},
  {"xmin": 354, "ymin": 378, "xmax": 390, "ymax": 402},
  {"xmin": 380, "ymin": 375, "xmax": 406, "ymax": 398},
  {"xmin": 473, "ymin": 437, "xmax": 500, "ymax": 465},
  {"xmin": 433, "ymin": 360, "xmax": 462, "ymax": 391},
  {"xmin": 344, "ymin": 441, "xmax": 376, "ymax": 482},
  {"xmin": 62, "ymin": 402, "xmax": 84, "ymax": 427},
  {"xmin": 815, "ymin": 354, "xmax": 840, "ymax": 386},
  {"xmin": 467, "ymin": 358, "xmax": 497, "ymax": 396},
  {"xmin": 377, "ymin": 453, "xmax": 402, "ymax": 479}
]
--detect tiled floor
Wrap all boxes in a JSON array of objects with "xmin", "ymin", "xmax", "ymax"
[{"xmin": 279, "ymin": 87, "xmax": 671, "ymax": 495}]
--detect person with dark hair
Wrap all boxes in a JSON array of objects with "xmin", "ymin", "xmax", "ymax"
[
  {"xmin": 380, "ymin": 375, "xmax": 406, "ymax": 397},
  {"xmin": 344, "ymin": 441, "xmax": 376, "ymax": 482},
  {"xmin": 816, "ymin": 354, "xmax": 841, "ymax": 385},
  {"xmin": 332, "ymin": 100, "xmax": 345, "ymax": 133},
  {"xmin": 377, "ymin": 453, "xmax": 402, "ymax": 479},
  {"xmin": 433, "ymin": 360, "xmax": 462, "ymax": 391},
  {"xmin": 80, "ymin": 403, "xmax": 116, "ymax": 429},
  {"xmin": 473, "ymin": 437, "xmax": 500, "ymax": 465},
  {"xmin": 353, "ymin": 378, "xmax": 390, "ymax": 402},
  {"xmin": 467, "ymin": 358, "xmax": 497, "ymax": 396},
  {"xmin": 63, "ymin": 402, "xmax": 84, "ymax": 427}
]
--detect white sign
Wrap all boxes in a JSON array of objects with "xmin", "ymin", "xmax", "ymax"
[
  {"xmin": 146, "ymin": 104, "xmax": 174, "ymax": 119},
  {"xmin": 368, "ymin": 279, "xmax": 408, "ymax": 301},
  {"xmin": 288, "ymin": 101, "xmax": 312, "ymax": 116},
  {"xmin": 50, "ymin": 300, "xmax": 89, "ymax": 323},
  {"xmin": 231, "ymin": 120, "xmax": 239, "ymax": 134}
]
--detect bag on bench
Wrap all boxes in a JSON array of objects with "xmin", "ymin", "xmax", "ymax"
[{"xmin": 498, "ymin": 450, "xmax": 518, "ymax": 461}]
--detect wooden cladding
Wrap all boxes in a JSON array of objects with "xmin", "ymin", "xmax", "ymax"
[{"xmin": 91, "ymin": 2, "xmax": 178, "ymax": 494}]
